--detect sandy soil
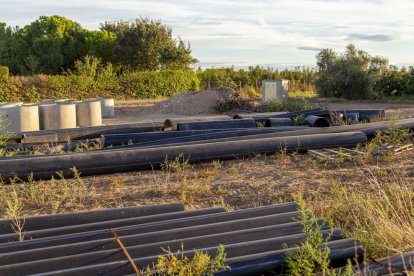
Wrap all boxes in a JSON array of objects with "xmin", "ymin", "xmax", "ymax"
[{"xmin": 105, "ymin": 98, "xmax": 414, "ymax": 125}]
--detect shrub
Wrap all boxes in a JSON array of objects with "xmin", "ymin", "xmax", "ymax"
[
  {"xmin": 316, "ymin": 44, "xmax": 388, "ymax": 99},
  {"xmin": 0, "ymin": 66, "xmax": 9, "ymax": 80},
  {"xmin": 0, "ymin": 70, "xmax": 199, "ymax": 101}
]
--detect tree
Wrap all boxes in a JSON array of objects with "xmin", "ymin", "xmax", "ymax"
[
  {"xmin": 0, "ymin": 16, "xmax": 116, "ymax": 75},
  {"xmin": 315, "ymin": 44, "xmax": 388, "ymax": 99},
  {"xmin": 101, "ymin": 18, "xmax": 197, "ymax": 71}
]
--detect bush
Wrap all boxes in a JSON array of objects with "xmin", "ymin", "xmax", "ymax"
[
  {"xmin": 0, "ymin": 70, "xmax": 199, "ymax": 101},
  {"xmin": 0, "ymin": 66, "xmax": 9, "ymax": 80},
  {"xmin": 316, "ymin": 44, "xmax": 388, "ymax": 99}
]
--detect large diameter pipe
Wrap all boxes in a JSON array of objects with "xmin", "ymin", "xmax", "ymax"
[
  {"xmin": 100, "ymin": 129, "xmax": 235, "ymax": 147},
  {"xmin": 176, "ymin": 119, "xmax": 257, "ymax": 131},
  {"xmin": 88, "ymin": 98, "xmax": 115, "ymax": 118},
  {"xmin": 38, "ymin": 104, "xmax": 59, "ymax": 130},
  {"xmin": 76, "ymin": 101, "xmax": 102, "ymax": 127},
  {"xmin": 0, "ymin": 131, "xmax": 367, "ymax": 181},
  {"xmin": 0, "ymin": 203, "xmax": 298, "ymax": 253},
  {"xmin": 163, "ymin": 115, "xmax": 232, "ymax": 131},
  {"xmin": 0, "ymin": 207, "xmax": 225, "ymax": 244},
  {"xmin": 305, "ymin": 115, "xmax": 331, "ymax": 127},
  {"xmin": 264, "ymin": 118, "xmax": 293, "ymax": 127},
  {"xmin": 56, "ymin": 103, "xmax": 77, "ymax": 129},
  {"xmin": 0, "ymin": 203, "xmax": 184, "ymax": 235}
]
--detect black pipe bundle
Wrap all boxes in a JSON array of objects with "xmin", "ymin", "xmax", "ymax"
[
  {"xmin": 0, "ymin": 202, "xmax": 362, "ymax": 276},
  {"xmin": 0, "ymin": 131, "xmax": 367, "ymax": 181},
  {"xmin": 136, "ymin": 118, "xmax": 414, "ymax": 149},
  {"xmin": 103, "ymin": 126, "xmax": 308, "ymax": 149},
  {"xmin": 100, "ymin": 129, "xmax": 232, "ymax": 147},
  {"xmin": 12, "ymin": 121, "xmax": 165, "ymax": 143}
]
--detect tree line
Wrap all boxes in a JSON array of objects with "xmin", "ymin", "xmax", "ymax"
[
  {"xmin": 0, "ymin": 16, "xmax": 197, "ymax": 75},
  {"xmin": 1, "ymin": 15, "xmax": 414, "ymax": 99}
]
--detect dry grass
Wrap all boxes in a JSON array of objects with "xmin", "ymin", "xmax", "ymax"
[{"xmin": 0, "ymin": 141, "xmax": 413, "ymax": 264}]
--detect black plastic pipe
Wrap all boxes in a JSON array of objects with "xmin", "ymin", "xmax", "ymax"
[
  {"xmin": 0, "ymin": 131, "xmax": 367, "ymax": 181},
  {"xmin": 218, "ymin": 239, "xmax": 363, "ymax": 276},
  {"xmin": 264, "ymin": 118, "xmax": 293, "ymax": 127},
  {"xmin": 0, "ymin": 228, "xmax": 342, "ymax": 275},
  {"xmin": 0, "ymin": 203, "xmax": 183, "ymax": 235},
  {"xmin": 163, "ymin": 116, "xmax": 232, "ymax": 131},
  {"xmin": 305, "ymin": 115, "xmax": 331, "ymax": 127},
  {"xmin": 12, "ymin": 121, "xmax": 165, "ymax": 143},
  {"xmin": 175, "ymin": 119, "xmax": 257, "ymax": 131},
  {"xmin": 128, "ymin": 118, "xmax": 414, "ymax": 149},
  {"xmin": 0, "ymin": 203, "xmax": 298, "ymax": 253},
  {"xmin": 0, "ymin": 207, "xmax": 225, "ymax": 243},
  {"xmin": 100, "ymin": 129, "xmax": 233, "ymax": 147},
  {"xmin": 106, "ymin": 126, "xmax": 309, "ymax": 150},
  {"xmin": 0, "ymin": 215, "xmax": 315, "ymax": 265},
  {"xmin": 0, "ymin": 224, "xmax": 334, "ymax": 274},
  {"xmin": 28, "ymin": 230, "xmax": 344, "ymax": 276},
  {"xmin": 268, "ymin": 108, "xmax": 331, "ymax": 119}
]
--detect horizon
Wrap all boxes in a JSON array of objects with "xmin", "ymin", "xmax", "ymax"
[{"xmin": 1, "ymin": 0, "xmax": 414, "ymax": 69}]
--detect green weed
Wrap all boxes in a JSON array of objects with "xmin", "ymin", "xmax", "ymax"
[
  {"xmin": 285, "ymin": 194, "xmax": 331, "ymax": 275},
  {"xmin": 143, "ymin": 244, "xmax": 229, "ymax": 275}
]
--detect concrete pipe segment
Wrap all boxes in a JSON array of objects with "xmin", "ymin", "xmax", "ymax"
[
  {"xmin": 75, "ymin": 101, "xmax": 102, "ymax": 127},
  {"xmin": 87, "ymin": 98, "xmax": 115, "ymax": 118},
  {"xmin": 56, "ymin": 103, "xmax": 77, "ymax": 129},
  {"xmin": 0, "ymin": 104, "xmax": 40, "ymax": 133},
  {"xmin": 38, "ymin": 104, "xmax": 59, "ymax": 130}
]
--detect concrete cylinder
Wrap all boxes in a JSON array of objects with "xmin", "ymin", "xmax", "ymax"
[
  {"xmin": 76, "ymin": 101, "xmax": 102, "ymax": 127},
  {"xmin": 1, "ymin": 105, "xmax": 40, "ymax": 133},
  {"xmin": 88, "ymin": 98, "xmax": 115, "ymax": 118},
  {"xmin": 20, "ymin": 104, "xmax": 40, "ymax": 132},
  {"xmin": 39, "ymin": 104, "xmax": 59, "ymax": 130},
  {"xmin": 0, "ymin": 106, "xmax": 16, "ymax": 133},
  {"xmin": 101, "ymin": 98, "xmax": 115, "ymax": 118},
  {"xmin": 57, "ymin": 103, "xmax": 77, "ymax": 129}
]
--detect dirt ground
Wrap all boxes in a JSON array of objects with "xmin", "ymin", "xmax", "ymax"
[
  {"xmin": 1, "ymin": 96, "xmax": 413, "ymax": 218},
  {"xmin": 105, "ymin": 98, "xmax": 414, "ymax": 125}
]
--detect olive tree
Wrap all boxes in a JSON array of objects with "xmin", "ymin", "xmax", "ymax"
[{"xmin": 315, "ymin": 44, "xmax": 388, "ymax": 99}]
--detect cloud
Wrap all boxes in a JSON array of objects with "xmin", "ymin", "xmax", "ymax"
[
  {"xmin": 1, "ymin": 0, "xmax": 414, "ymax": 66},
  {"xmin": 346, "ymin": 33, "xmax": 394, "ymax": 42},
  {"xmin": 297, "ymin": 46, "xmax": 324, "ymax": 51}
]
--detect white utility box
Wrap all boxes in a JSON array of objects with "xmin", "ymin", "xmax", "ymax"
[{"xmin": 262, "ymin": 80, "xmax": 289, "ymax": 103}]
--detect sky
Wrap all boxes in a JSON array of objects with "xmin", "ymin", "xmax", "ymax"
[{"xmin": 1, "ymin": 0, "xmax": 414, "ymax": 69}]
